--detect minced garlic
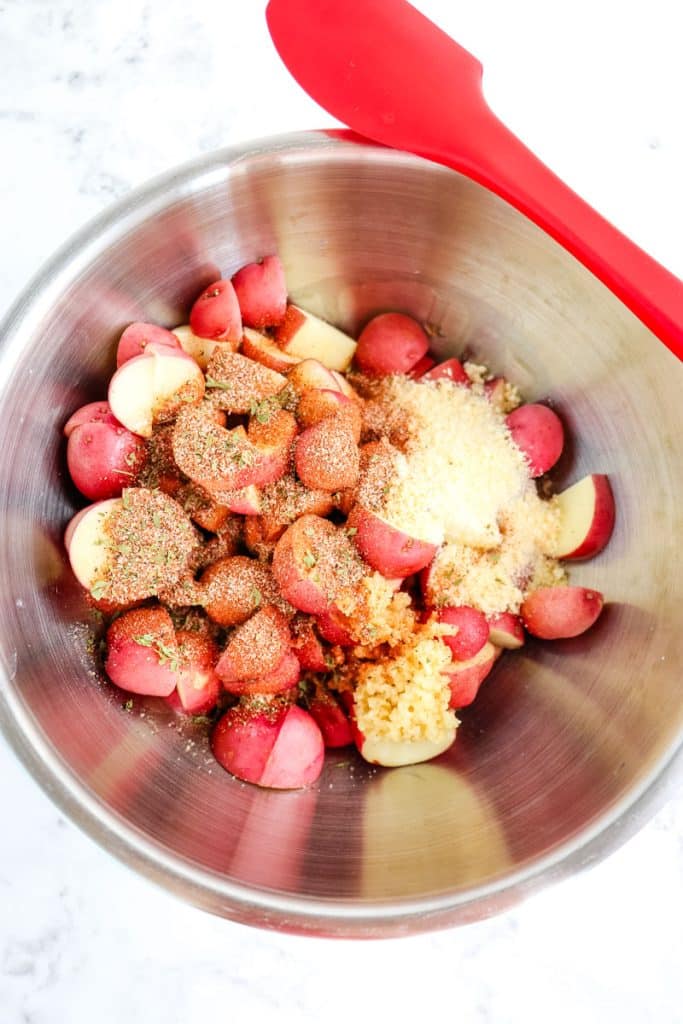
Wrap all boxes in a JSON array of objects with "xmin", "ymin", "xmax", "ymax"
[
  {"xmin": 336, "ymin": 572, "xmax": 415, "ymax": 648},
  {"xmin": 353, "ymin": 622, "xmax": 456, "ymax": 744}
]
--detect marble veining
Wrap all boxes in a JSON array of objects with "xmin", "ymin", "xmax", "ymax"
[{"xmin": 1, "ymin": 0, "xmax": 682, "ymax": 1020}]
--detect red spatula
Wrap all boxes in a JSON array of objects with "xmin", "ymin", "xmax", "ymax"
[{"xmin": 266, "ymin": 0, "xmax": 683, "ymax": 360}]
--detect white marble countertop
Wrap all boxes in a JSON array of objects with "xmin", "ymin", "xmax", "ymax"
[{"xmin": 1, "ymin": 0, "xmax": 682, "ymax": 1020}]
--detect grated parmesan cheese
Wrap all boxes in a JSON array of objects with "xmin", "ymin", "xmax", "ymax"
[
  {"xmin": 378, "ymin": 376, "xmax": 528, "ymax": 547},
  {"xmin": 353, "ymin": 622, "xmax": 457, "ymax": 744},
  {"xmin": 424, "ymin": 487, "xmax": 564, "ymax": 615}
]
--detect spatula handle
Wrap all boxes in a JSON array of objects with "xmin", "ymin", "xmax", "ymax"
[{"xmin": 441, "ymin": 113, "xmax": 683, "ymax": 360}]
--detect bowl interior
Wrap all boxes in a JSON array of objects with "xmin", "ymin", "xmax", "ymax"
[{"xmin": 0, "ymin": 133, "xmax": 681, "ymax": 935}]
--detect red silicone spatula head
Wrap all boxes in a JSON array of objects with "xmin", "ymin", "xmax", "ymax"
[
  {"xmin": 266, "ymin": 0, "xmax": 487, "ymax": 164},
  {"xmin": 266, "ymin": 0, "xmax": 683, "ymax": 359}
]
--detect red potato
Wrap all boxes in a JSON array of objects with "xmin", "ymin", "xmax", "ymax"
[
  {"xmin": 347, "ymin": 505, "xmax": 438, "ymax": 578},
  {"xmin": 215, "ymin": 605, "xmax": 291, "ymax": 683},
  {"xmin": 438, "ymin": 605, "xmax": 490, "ymax": 661},
  {"xmin": 354, "ymin": 312, "xmax": 429, "ymax": 376},
  {"xmin": 550, "ymin": 474, "xmax": 616, "ymax": 560},
  {"xmin": 105, "ymin": 606, "xmax": 180, "ymax": 697},
  {"xmin": 241, "ymin": 327, "xmax": 301, "ymax": 373},
  {"xmin": 173, "ymin": 407, "xmax": 292, "ymax": 496},
  {"xmin": 116, "ymin": 322, "xmax": 180, "ymax": 367},
  {"xmin": 211, "ymin": 701, "xmax": 324, "ymax": 789},
  {"xmin": 272, "ymin": 514, "xmax": 359, "ymax": 614},
  {"xmin": 222, "ymin": 650, "xmax": 301, "ymax": 697},
  {"xmin": 329, "ymin": 370, "xmax": 359, "ymax": 399},
  {"xmin": 315, "ymin": 605, "xmax": 355, "ymax": 646},
  {"xmin": 66, "ymin": 420, "xmax": 146, "ymax": 500},
  {"xmin": 211, "ymin": 701, "xmax": 284, "ymax": 786},
  {"xmin": 63, "ymin": 401, "xmax": 117, "ymax": 438},
  {"xmin": 421, "ymin": 358, "xmax": 470, "ymax": 386},
  {"xmin": 444, "ymin": 642, "xmax": 498, "ymax": 708},
  {"xmin": 65, "ymin": 498, "xmax": 121, "ymax": 590},
  {"xmin": 259, "ymin": 704, "xmax": 325, "ymax": 789},
  {"xmin": 291, "ymin": 617, "xmax": 328, "ymax": 672},
  {"xmin": 169, "ymin": 631, "xmax": 221, "ymax": 714},
  {"xmin": 201, "ymin": 556, "xmax": 282, "ymax": 627},
  {"xmin": 407, "ymin": 355, "xmax": 436, "ymax": 378},
  {"xmin": 189, "ymin": 278, "xmax": 242, "ymax": 343},
  {"xmin": 244, "ymin": 410, "xmax": 298, "ymax": 488},
  {"xmin": 274, "ymin": 304, "xmax": 357, "ymax": 372},
  {"xmin": 505, "ymin": 403, "xmax": 564, "ymax": 477},
  {"xmin": 108, "ymin": 346, "xmax": 205, "ymax": 438},
  {"xmin": 287, "ymin": 358, "xmax": 342, "ymax": 395},
  {"xmin": 296, "ymin": 389, "xmax": 362, "ymax": 442},
  {"xmin": 220, "ymin": 485, "xmax": 262, "ymax": 515},
  {"xmin": 64, "ymin": 506, "xmax": 89, "ymax": 554},
  {"xmin": 521, "ymin": 585, "xmax": 604, "ymax": 639},
  {"xmin": 307, "ymin": 691, "xmax": 353, "ymax": 748},
  {"xmin": 487, "ymin": 611, "xmax": 525, "ymax": 649},
  {"xmin": 205, "ymin": 349, "xmax": 287, "ymax": 413},
  {"xmin": 295, "ymin": 414, "xmax": 360, "ymax": 492},
  {"xmin": 231, "ymin": 255, "xmax": 287, "ymax": 328}
]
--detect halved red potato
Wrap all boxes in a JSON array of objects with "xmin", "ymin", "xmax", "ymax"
[
  {"xmin": 65, "ymin": 498, "xmax": 121, "ymax": 590},
  {"xmin": 63, "ymin": 401, "xmax": 117, "ymax": 438},
  {"xmin": 222, "ymin": 650, "xmax": 301, "ymax": 697},
  {"xmin": 444, "ymin": 642, "xmax": 498, "ymax": 708},
  {"xmin": 105, "ymin": 605, "xmax": 180, "ymax": 697},
  {"xmin": 204, "ymin": 349, "xmax": 286, "ymax": 413},
  {"xmin": 291, "ymin": 616, "xmax": 328, "ymax": 672},
  {"xmin": 200, "ymin": 555, "xmax": 282, "ymax": 627},
  {"xmin": 421, "ymin": 358, "xmax": 470, "ymax": 386},
  {"xmin": 505, "ymin": 403, "xmax": 564, "ymax": 477},
  {"xmin": 172, "ymin": 324, "xmax": 229, "ymax": 370},
  {"xmin": 354, "ymin": 312, "xmax": 428, "ymax": 376},
  {"xmin": 168, "ymin": 631, "xmax": 221, "ymax": 714},
  {"xmin": 353, "ymin": 713, "xmax": 457, "ymax": 768},
  {"xmin": 67, "ymin": 419, "xmax": 146, "ymax": 500},
  {"xmin": 259, "ymin": 704, "xmax": 325, "ymax": 788},
  {"xmin": 315, "ymin": 605, "xmax": 355, "ymax": 646},
  {"xmin": 407, "ymin": 355, "xmax": 436, "ymax": 379},
  {"xmin": 66, "ymin": 489, "xmax": 197, "ymax": 603},
  {"xmin": 274, "ymin": 305, "xmax": 357, "ymax": 372},
  {"xmin": 241, "ymin": 327, "xmax": 301, "ymax": 373},
  {"xmin": 347, "ymin": 505, "xmax": 438, "ymax": 578},
  {"xmin": 295, "ymin": 388, "xmax": 362, "ymax": 442},
  {"xmin": 231, "ymin": 255, "xmax": 287, "ymax": 328},
  {"xmin": 211, "ymin": 700, "xmax": 284, "ymax": 785},
  {"xmin": 211, "ymin": 700, "xmax": 324, "ymax": 789},
  {"xmin": 172, "ymin": 407, "xmax": 290, "ymax": 494},
  {"xmin": 487, "ymin": 612, "xmax": 525, "ymax": 649},
  {"xmin": 438, "ymin": 606, "xmax": 490, "ymax": 661},
  {"xmin": 116, "ymin": 322, "xmax": 180, "ymax": 367},
  {"xmin": 219, "ymin": 485, "xmax": 262, "ymax": 515},
  {"xmin": 295, "ymin": 414, "xmax": 360, "ymax": 492},
  {"xmin": 549, "ymin": 474, "xmax": 616, "ymax": 560},
  {"xmin": 521, "ymin": 585, "xmax": 604, "ymax": 639},
  {"xmin": 215, "ymin": 605, "xmax": 291, "ymax": 683},
  {"xmin": 189, "ymin": 278, "xmax": 242, "ymax": 343},
  {"xmin": 287, "ymin": 358, "xmax": 342, "ymax": 395},
  {"xmin": 271, "ymin": 514, "xmax": 362, "ymax": 614},
  {"xmin": 108, "ymin": 346, "xmax": 205, "ymax": 438},
  {"xmin": 307, "ymin": 690, "xmax": 353, "ymax": 748}
]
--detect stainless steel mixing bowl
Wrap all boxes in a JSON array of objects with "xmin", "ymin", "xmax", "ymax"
[{"xmin": 0, "ymin": 131, "xmax": 681, "ymax": 937}]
